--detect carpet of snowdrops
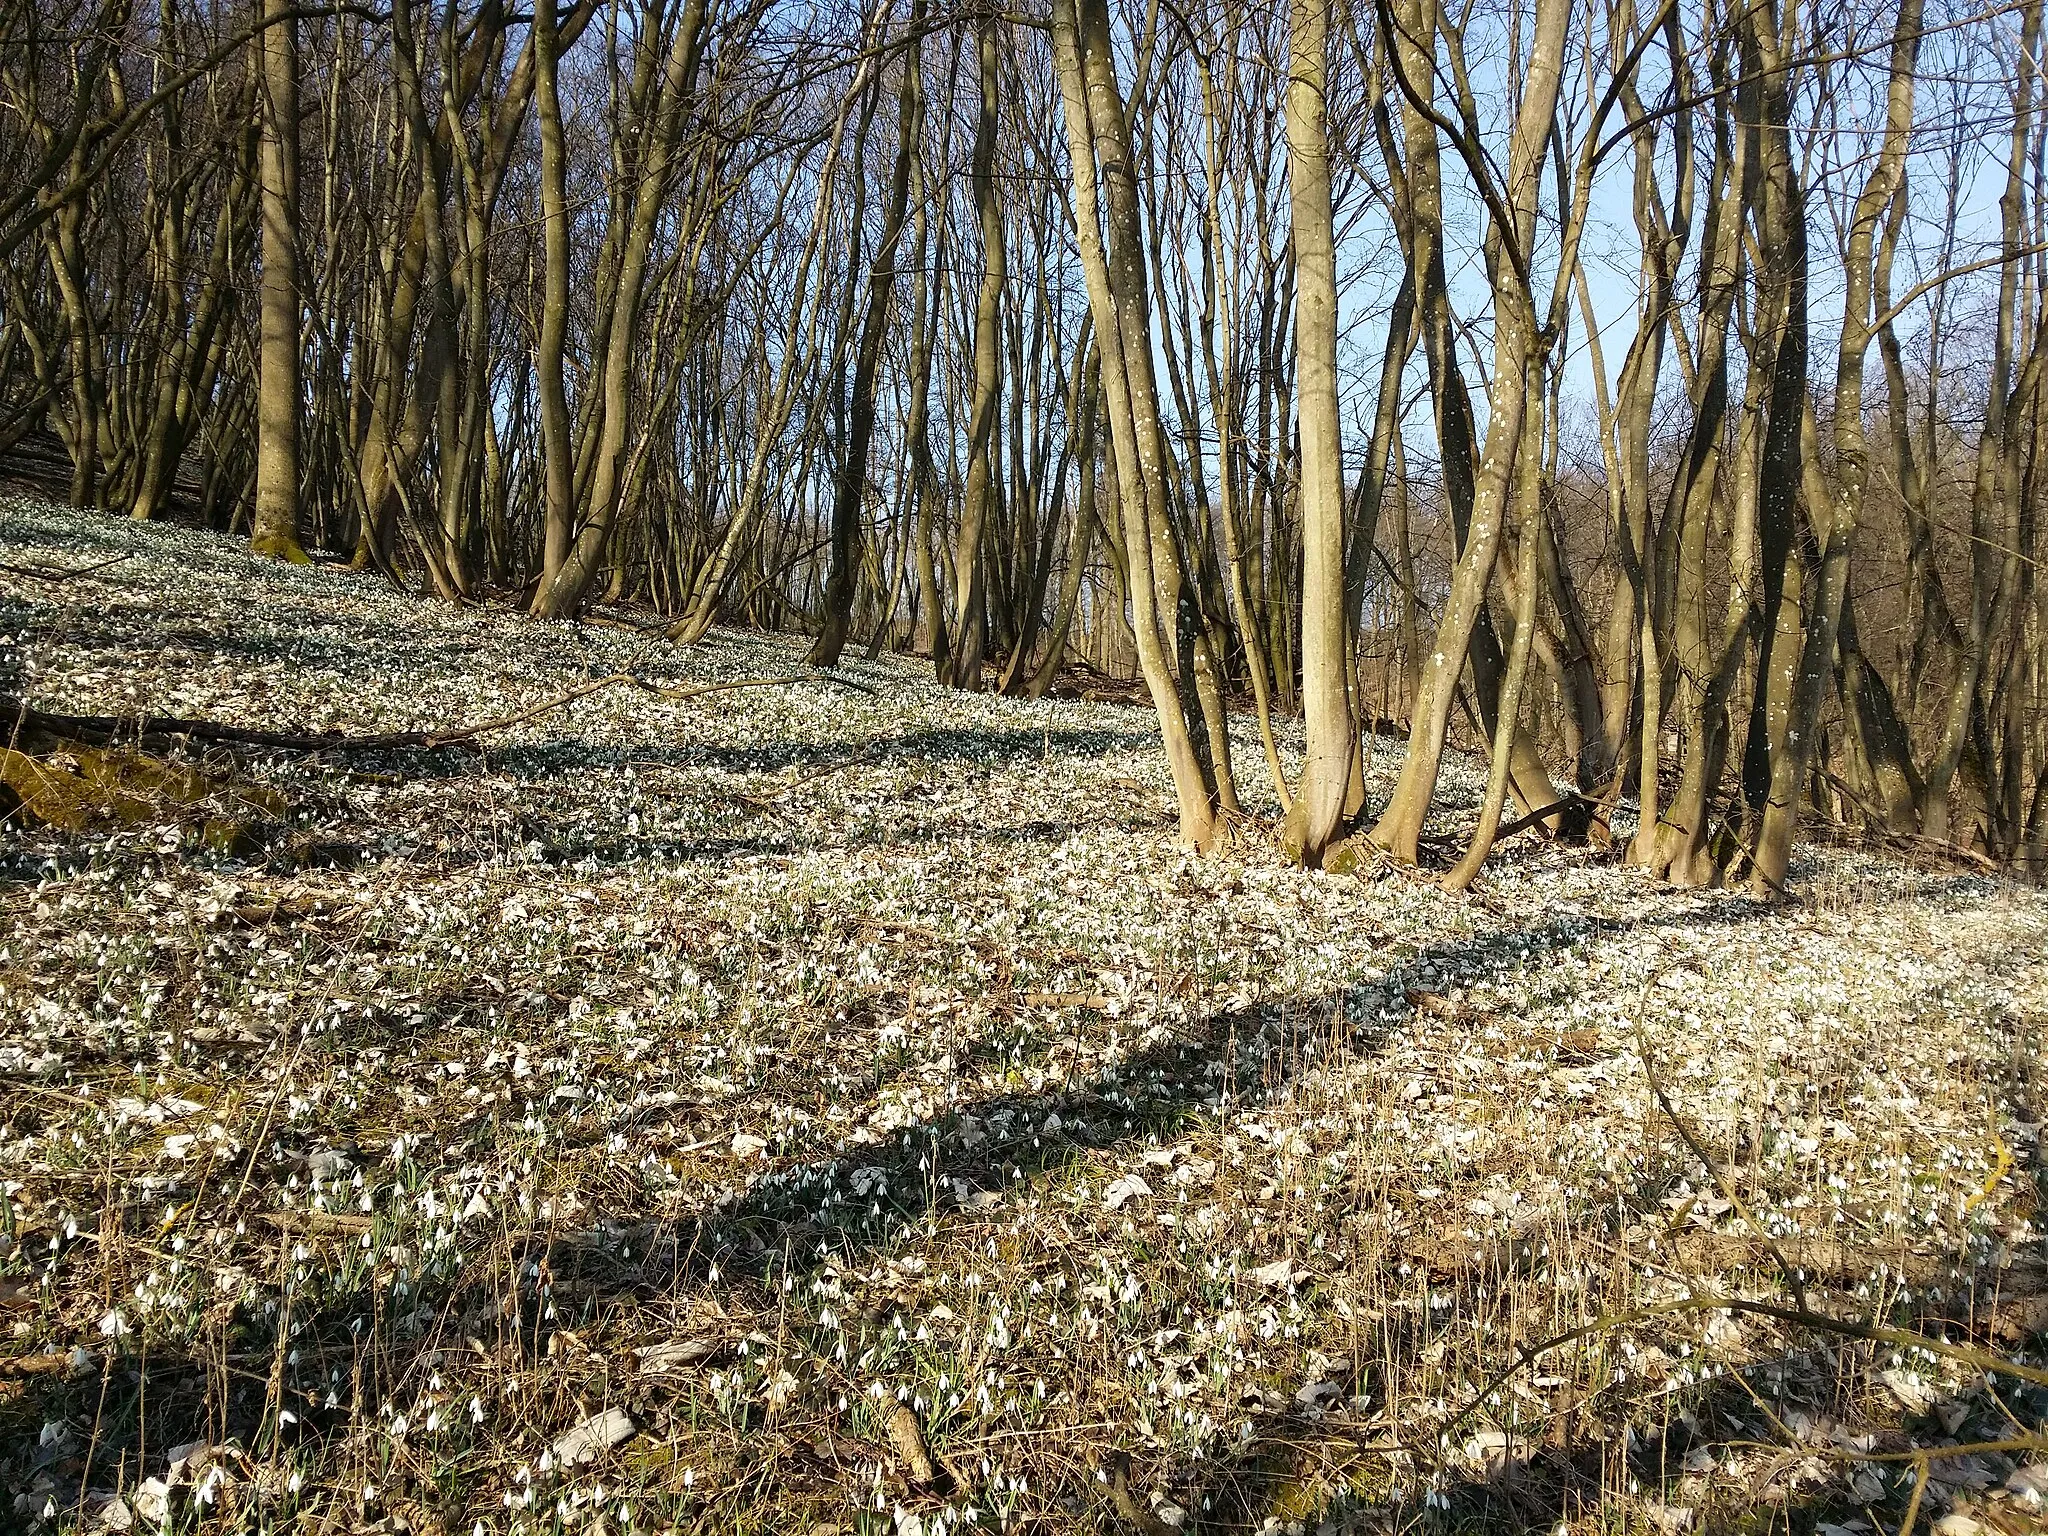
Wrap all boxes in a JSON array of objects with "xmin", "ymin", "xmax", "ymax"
[{"xmin": 4, "ymin": 493, "xmax": 2048, "ymax": 1536}]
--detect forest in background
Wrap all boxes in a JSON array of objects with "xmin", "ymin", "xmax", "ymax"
[{"xmin": 3, "ymin": 0, "xmax": 2045, "ymax": 894}]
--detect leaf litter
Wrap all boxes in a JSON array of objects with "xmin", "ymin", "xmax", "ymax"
[{"xmin": 3, "ymin": 495, "xmax": 2048, "ymax": 1533}]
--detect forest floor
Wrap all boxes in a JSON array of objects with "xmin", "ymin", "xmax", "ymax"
[{"xmin": 3, "ymin": 494, "xmax": 2048, "ymax": 1536}]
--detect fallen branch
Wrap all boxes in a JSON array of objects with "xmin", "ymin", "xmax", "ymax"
[
  {"xmin": 886, "ymin": 1403, "xmax": 941, "ymax": 1487},
  {"xmin": 1637, "ymin": 1007, "xmax": 1814, "ymax": 1315},
  {"xmin": 737, "ymin": 743, "xmax": 884, "ymax": 806},
  {"xmin": 3, "ymin": 670, "xmax": 879, "ymax": 756},
  {"xmin": 256, "ymin": 1208, "xmax": 375, "ymax": 1235},
  {"xmin": 1493, "ymin": 793, "xmax": 1584, "ymax": 843},
  {"xmin": 1099, "ymin": 1449, "xmax": 1177, "ymax": 1536},
  {"xmin": 1813, "ymin": 767, "xmax": 2005, "ymax": 873},
  {"xmin": 1435, "ymin": 982, "xmax": 2048, "ymax": 1438},
  {"xmin": 0, "ymin": 552, "xmax": 132, "ymax": 584},
  {"xmin": 0, "ymin": 1352, "xmax": 79, "ymax": 1379},
  {"xmin": 1442, "ymin": 1289, "xmax": 2048, "ymax": 1443},
  {"xmin": 1021, "ymin": 990, "xmax": 1116, "ymax": 1010}
]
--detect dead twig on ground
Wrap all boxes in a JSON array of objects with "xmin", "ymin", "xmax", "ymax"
[
  {"xmin": 0, "ymin": 552, "xmax": 132, "ymax": 584},
  {"xmin": 1440, "ymin": 1289, "xmax": 2048, "ymax": 1448},
  {"xmin": 1636, "ymin": 1000, "xmax": 1814, "ymax": 1315}
]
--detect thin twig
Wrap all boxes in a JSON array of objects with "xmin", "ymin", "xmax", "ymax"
[
  {"xmin": 1441, "ymin": 1289, "xmax": 2048, "ymax": 1442},
  {"xmin": 1636, "ymin": 1000, "xmax": 1814, "ymax": 1316},
  {"xmin": 1896, "ymin": 1451, "xmax": 1929, "ymax": 1536},
  {"xmin": 0, "ymin": 552, "xmax": 132, "ymax": 584},
  {"xmin": 1493, "ymin": 790, "xmax": 1610, "ymax": 843}
]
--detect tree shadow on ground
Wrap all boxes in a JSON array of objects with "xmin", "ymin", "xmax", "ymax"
[
  {"xmin": 209, "ymin": 720, "xmax": 1174, "ymax": 881},
  {"xmin": 610, "ymin": 888, "xmax": 2041, "ymax": 1534},
  {"xmin": 1130, "ymin": 944, "xmax": 2048, "ymax": 1536},
  {"xmin": 474, "ymin": 722, "xmax": 1157, "ymax": 782},
  {"xmin": 1165, "ymin": 1264, "xmax": 2048, "ymax": 1535},
  {"xmin": 3, "ymin": 872, "xmax": 2036, "ymax": 1533}
]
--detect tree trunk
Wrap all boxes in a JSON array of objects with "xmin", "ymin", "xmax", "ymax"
[
  {"xmin": 251, "ymin": 0, "xmax": 306, "ymax": 561},
  {"xmin": 1049, "ymin": 0, "xmax": 1219, "ymax": 850},
  {"xmin": 1282, "ymin": 0, "xmax": 1352, "ymax": 866},
  {"xmin": 1750, "ymin": 0, "xmax": 1922, "ymax": 893},
  {"xmin": 810, "ymin": 0, "xmax": 924, "ymax": 668}
]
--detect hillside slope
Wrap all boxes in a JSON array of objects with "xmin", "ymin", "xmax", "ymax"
[{"xmin": 4, "ymin": 498, "xmax": 2047, "ymax": 1535}]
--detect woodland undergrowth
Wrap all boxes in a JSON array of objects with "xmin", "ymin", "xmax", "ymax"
[{"xmin": 4, "ymin": 498, "xmax": 2048, "ymax": 1536}]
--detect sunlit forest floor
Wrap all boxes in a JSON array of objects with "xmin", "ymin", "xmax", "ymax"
[{"xmin": 4, "ymin": 495, "xmax": 2048, "ymax": 1535}]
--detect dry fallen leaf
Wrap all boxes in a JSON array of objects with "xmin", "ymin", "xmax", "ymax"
[
  {"xmin": 550, "ymin": 1407, "xmax": 635, "ymax": 1467},
  {"xmin": 886, "ymin": 1403, "xmax": 938, "ymax": 1485},
  {"xmin": 635, "ymin": 1337, "xmax": 724, "ymax": 1372},
  {"xmin": 1103, "ymin": 1173, "xmax": 1152, "ymax": 1211},
  {"xmin": 1248, "ymin": 1257, "xmax": 1299, "ymax": 1288}
]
